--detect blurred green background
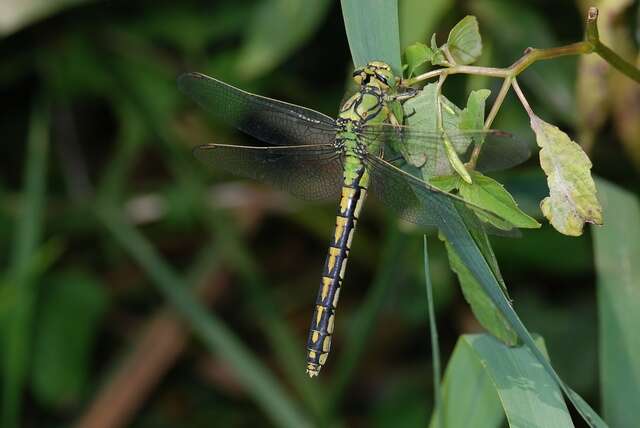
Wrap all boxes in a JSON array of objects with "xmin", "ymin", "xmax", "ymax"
[{"xmin": 0, "ymin": 0, "xmax": 638, "ymax": 427}]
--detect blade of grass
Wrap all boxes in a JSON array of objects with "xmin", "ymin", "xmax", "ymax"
[
  {"xmin": 97, "ymin": 203, "xmax": 311, "ymax": 428},
  {"xmin": 340, "ymin": 0, "xmax": 402, "ymax": 74},
  {"xmin": 433, "ymin": 201, "xmax": 607, "ymax": 427},
  {"xmin": 431, "ymin": 334, "xmax": 573, "ymax": 427},
  {"xmin": 592, "ymin": 178, "xmax": 640, "ymax": 427},
  {"xmin": 2, "ymin": 101, "xmax": 50, "ymax": 428},
  {"xmin": 329, "ymin": 223, "xmax": 405, "ymax": 407},
  {"xmin": 423, "ymin": 236, "xmax": 442, "ymax": 428}
]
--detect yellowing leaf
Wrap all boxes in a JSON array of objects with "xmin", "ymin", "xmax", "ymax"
[{"xmin": 530, "ymin": 115, "xmax": 603, "ymax": 236}]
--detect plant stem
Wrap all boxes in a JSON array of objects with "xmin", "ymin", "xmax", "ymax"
[
  {"xmin": 468, "ymin": 76, "xmax": 513, "ymax": 169},
  {"xmin": 511, "ymin": 79, "xmax": 534, "ymax": 118}
]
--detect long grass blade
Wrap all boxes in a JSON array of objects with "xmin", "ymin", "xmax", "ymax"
[
  {"xmin": 340, "ymin": 0, "xmax": 402, "ymax": 73},
  {"xmin": 435, "ymin": 201, "xmax": 607, "ymax": 427},
  {"xmin": 97, "ymin": 204, "xmax": 311, "ymax": 428},
  {"xmin": 423, "ymin": 236, "xmax": 443, "ymax": 428},
  {"xmin": 2, "ymin": 101, "xmax": 50, "ymax": 428},
  {"xmin": 430, "ymin": 334, "xmax": 573, "ymax": 427},
  {"xmin": 592, "ymin": 178, "xmax": 640, "ymax": 426}
]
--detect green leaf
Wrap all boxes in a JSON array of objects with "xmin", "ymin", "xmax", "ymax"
[
  {"xmin": 341, "ymin": 0, "xmax": 402, "ymax": 74},
  {"xmin": 460, "ymin": 171, "xmax": 541, "ymax": 229},
  {"xmin": 446, "ymin": 15, "xmax": 482, "ymax": 65},
  {"xmin": 530, "ymin": 115, "xmax": 603, "ymax": 236},
  {"xmin": 432, "ymin": 201, "xmax": 607, "ymax": 427},
  {"xmin": 459, "ymin": 89, "xmax": 491, "ymax": 131},
  {"xmin": 404, "ymin": 42, "xmax": 433, "ymax": 78},
  {"xmin": 429, "ymin": 33, "xmax": 447, "ymax": 66},
  {"xmin": 402, "ymin": 83, "xmax": 467, "ymax": 176},
  {"xmin": 236, "ymin": 0, "xmax": 332, "ymax": 79},
  {"xmin": 592, "ymin": 178, "xmax": 640, "ymax": 427},
  {"xmin": 431, "ymin": 334, "xmax": 574, "ymax": 428},
  {"xmin": 431, "ymin": 172, "xmax": 540, "ymax": 230},
  {"xmin": 444, "ymin": 239, "xmax": 518, "ymax": 345},
  {"xmin": 31, "ymin": 272, "xmax": 108, "ymax": 408}
]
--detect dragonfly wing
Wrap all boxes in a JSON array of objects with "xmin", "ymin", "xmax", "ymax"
[
  {"xmin": 194, "ymin": 143, "xmax": 343, "ymax": 201},
  {"xmin": 360, "ymin": 125, "xmax": 530, "ymax": 173},
  {"xmin": 365, "ymin": 155, "xmax": 515, "ymax": 229},
  {"xmin": 179, "ymin": 73, "xmax": 338, "ymax": 146}
]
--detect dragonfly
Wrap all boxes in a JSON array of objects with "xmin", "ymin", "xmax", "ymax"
[{"xmin": 178, "ymin": 61, "xmax": 530, "ymax": 377}]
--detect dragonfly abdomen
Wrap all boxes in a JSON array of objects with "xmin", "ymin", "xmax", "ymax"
[{"xmin": 306, "ymin": 163, "xmax": 368, "ymax": 377}]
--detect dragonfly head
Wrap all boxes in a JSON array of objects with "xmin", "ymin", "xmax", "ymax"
[{"xmin": 353, "ymin": 61, "xmax": 395, "ymax": 91}]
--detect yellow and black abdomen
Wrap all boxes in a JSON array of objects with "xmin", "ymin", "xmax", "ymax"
[{"xmin": 306, "ymin": 163, "xmax": 368, "ymax": 377}]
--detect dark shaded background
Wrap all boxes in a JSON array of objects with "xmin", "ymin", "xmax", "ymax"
[{"xmin": 0, "ymin": 0, "xmax": 638, "ymax": 426}]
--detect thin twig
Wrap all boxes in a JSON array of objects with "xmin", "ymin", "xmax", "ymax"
[{"xmin": 511, "ymin": 79, "xmax": 534, "ymax": 118}]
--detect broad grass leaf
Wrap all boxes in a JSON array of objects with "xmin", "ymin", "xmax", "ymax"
[
  {"xmin": 433, "ymin": 201, "xmax": 607, "ymax": 427},
  {"xmin": 530, "ymin": 115, "xmax": 603, "ymax": 235},
  {"xmin": 430, "ymin": 334, "xmax": 574, "ymax": 428},
  {"xmin": 592, "ymin": 178, "xmax": 640, "ymax": 427},
  {"xmin": 444, "ymin": 239, "xmax": 518, "ymax": 345},
  {"xmin": 446, "ymin": 16, "xmax": 482, "ymax": 65},
  {"xmin": 341, "ymin": 0, "xmax": 402, "ymax": 74}
]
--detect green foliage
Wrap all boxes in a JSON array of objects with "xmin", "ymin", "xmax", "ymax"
[
  {"xmin": 432, "ymin": 172, "xmax": 540, "ymax": 229},
  {"xmin": 341, "ymin": 0, "xmax": 402, "ymax": 73},
  {"xmin": 444, "ymin": 239, "xmax": 518, "ymax": 345},
  {"xmin": 31, "ymin": 272, "xmax": 108, "ymax": 408},
  {"xmin": 431, "ymin": 334, "xmax": 574, "ymax": 428},
  {"xmin": 593, "ymin": 179, "xmax": 640, "ymax": 427}
]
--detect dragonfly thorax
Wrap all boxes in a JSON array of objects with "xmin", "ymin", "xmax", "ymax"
[{"xmin": 338, "ymin": 86, "xmax": 387, "ymax": 127}]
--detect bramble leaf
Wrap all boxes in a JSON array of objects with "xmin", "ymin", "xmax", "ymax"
[
  {"xmin": 530, "ymin": 115, "xmax": 603, "ymax": 236},
  {"xmin": 446, "ymin": 15, "xmax": 482, "ymax": 65}
]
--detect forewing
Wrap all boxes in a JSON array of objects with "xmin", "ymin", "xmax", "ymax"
[
  {"xmin": 365, "ymin": 155, "xmax": 515, "ymax": 229},
  {"xmin": 194, "ymin": 144, "xmax": 343, "ymax": 201},
  {"xmin": 360, "ymin": 125, "xmax": 530, "ymax": 173},
  {"xmin": 178, "ymin": 73, "xmax": 338, "ymax": 146}
]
